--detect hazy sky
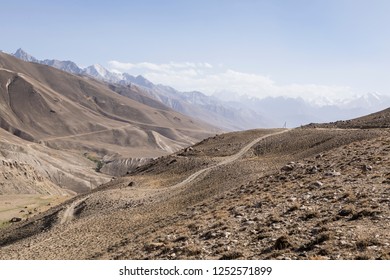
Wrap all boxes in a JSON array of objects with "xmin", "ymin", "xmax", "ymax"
[{"xmin": 2, "ymin": 0, "xmax": 390, "ymax": 101}]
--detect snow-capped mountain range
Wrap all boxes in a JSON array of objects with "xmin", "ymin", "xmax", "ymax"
[{"xmin": 11, "ymin": 48, "xmax": 390, "ymax": 129}]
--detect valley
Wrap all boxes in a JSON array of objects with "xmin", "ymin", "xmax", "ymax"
[
  {"xmin": 1, "ymin": 124, "xmax": 389, "ymax": 259},
  {"xmin": 0, "ymin": 51, "xmax": 390, "ymax": 260},
  {"xmin": 0, "ymin": 52, "xmax": 218, "ymax": 226}
]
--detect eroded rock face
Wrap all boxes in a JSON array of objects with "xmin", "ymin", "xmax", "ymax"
[
  {"xmin": 0, "ymin": 159, "xmax": 65, "ymax": 195},
  {"xmin": 100, "ymin": 157, "xmax": 152, "ymax": 177}
]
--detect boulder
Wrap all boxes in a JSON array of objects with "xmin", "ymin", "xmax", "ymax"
[
  {"xmin": 281, "ymin": 164, "xmax": 294, "ymax": 172},
  {"xmin": 310, "ymin": 181, "xmax": 323, "ymax": 188}
]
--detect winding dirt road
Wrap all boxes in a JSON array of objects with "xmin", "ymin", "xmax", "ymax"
[
  {"xmin": 60, "ymin": 197, "xmax": 88, "ymax": 224},
  {"xmin": 170, "ymin": 129, "xmax": 288, "ymax": 189},
  {"xmin": 0, "ymin": 129, "xmax": 290, "ymax": 260}
]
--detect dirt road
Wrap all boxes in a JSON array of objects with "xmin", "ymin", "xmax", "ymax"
[
  {"xmin": 170, "ymin": 129, "xmax": 288, "ymax": 189},
  {"xmin": 60, "ymin": 197, "xmax": 88, "ymax": 224}
]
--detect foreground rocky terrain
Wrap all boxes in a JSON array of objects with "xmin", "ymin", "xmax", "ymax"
[
  {"xmin": 1, "ymin": 123, "xmax": 389, "ymax": 259},
  {"xmin": 128, "ymin": 130, "xmax": 390, "ymax": 260}
]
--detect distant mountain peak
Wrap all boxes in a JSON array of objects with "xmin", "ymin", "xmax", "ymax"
[
  {"xmin": 85, "ymin": 64, "xmax": 109, "ymax": 76},
  {"xmin": 10, "ymin": 48, "xmax": 153, "ymax": 87},
  {"xmin": 10, "ymin": 49, "xmax": 390, "ymax": 129},
  {"xmin": 92, "ymin": 63, "xmax": 106, "ymax": 70},
  {"xmin": 134, "ymin": 75, "xmax": 154, "ymax": 88},
  {"xmin": 13, "ymin": 48, "xmax": 39, "ymax": 63},
  {"xmin": 83, "ymin": 63, "xmax": 126, "ymax": 83},
  {"xmin": 14, "ymin": 48, "xmax": 26, "ymax": 55}
]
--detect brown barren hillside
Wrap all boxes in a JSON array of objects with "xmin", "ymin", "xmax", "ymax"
[
  {"xmin": 1, "ymin": 53, "xmax": 390, "ymax": 260},
  {"xmin": 0, "ymin": 52, "xmax": 219, "ymax": 189},
  {"xmin": 1, "ymin": 119, "xmax": 389, "ymax": 259},
  {"xmin": 0, "ymin": 53, "xmax": 219, "ymax": 226},
  {"xmin": 0, "ymin": 52, "xmax": 218, "ymax": 156}
]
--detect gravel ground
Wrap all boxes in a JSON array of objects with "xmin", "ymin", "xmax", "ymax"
[{"xmin": 1, "ymin": 128, "xmax": 389, "ymax": 260}]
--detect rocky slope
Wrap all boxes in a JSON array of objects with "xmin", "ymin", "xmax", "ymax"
[
  {"xmin": 1, "ymin": 123, "xmax": 389, "ymax": 259},
  {"xmin": 126, "ymin": 129, "xmax": 390, "ymax": 260}
]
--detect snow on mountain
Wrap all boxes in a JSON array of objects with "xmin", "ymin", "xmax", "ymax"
[
  {"xmin": 12, "ymin": 49, "xmax": 122, "ymax": 81},
  {"xmin": 13, "ymin": 48, "xmax": 39, "ymax": 63},
  {"xmin": 232, "ymin": 92, "xmax": 390, "ymax": 127},
  {"xmin": 41, "ymin": 59, "xmax": 83, "ymax": 75},
  {"xmin": 84, "ymin": 64, "xmax": 126, "ymax": 83},
  {"xmin": 84, "ymin": 64, "xmax": 109, "ymax": 78},
  {"xmin": 10, "ymin": 49, "xmax": 268, "ymax": 130},
  {"xmin": 344, "ymin": 92, "xmax": 390, "ymax": 109},
  {"xmin": 10, "ymin": 48, "xmax": 390, "ymax": 129}
]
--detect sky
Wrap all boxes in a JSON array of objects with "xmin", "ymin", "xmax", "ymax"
[{"xmin": 1, "ymin": 0, "xmax": 390, "ymax": 102}]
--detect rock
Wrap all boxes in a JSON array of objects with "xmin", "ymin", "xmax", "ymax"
[
  {"xmin": 362, "ymin": 165, "xmax": 373, "ymax": 171},
  {"xmin": 174, "ymin": 236, "xmax": 188, "ymax": 242},
  {"xmin": 9, "ymin": 217, "xmax": 22, "ymax": 223},
  {"xmin": 128, "ymin": 181, "xmax": 135, "ymax": 187},
  {"xmin": 281, "ymin": 164, "xmax": 294, "ymax": 172},
  {"xmin": 325, "ymin": 170, "xmax": 341, "ymax": 177},
  {"xmin": 338, "ymin": 208, "xmax": 354, "ymax": 216},
  {"xmin": 310, "ymin": 181, "xmax": 323, "ymax": 188},
  {"xmin": 184, "ymin": 147, "xmax": 194, "ymax": 152},
  {"xmin": 307, "ymin": 166, "xmax": 318, "ymax": 174},
  {"xmin": 201, "ymin": 231, "xmax": 217, "ymax": 240}
]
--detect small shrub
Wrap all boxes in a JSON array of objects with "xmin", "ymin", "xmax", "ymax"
[{"xmin": 95, "ymin": 161, "xmax": 104, "ymax": 172}]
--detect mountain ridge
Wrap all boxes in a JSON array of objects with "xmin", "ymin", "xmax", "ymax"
[
  {"xmin": 1, "ymin": 108, "xmax": 389, "ymax": 259},
  {"xmin": 0, "ymin": 52, "xmax": 218, "ymax": 195},
  {"xmin": 12, "ymin": 49, "xmax": 270, "ymax": 130},
  {"xmin": 11, "ymin": 48, "xmax": 390, "ymax": 130}
]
